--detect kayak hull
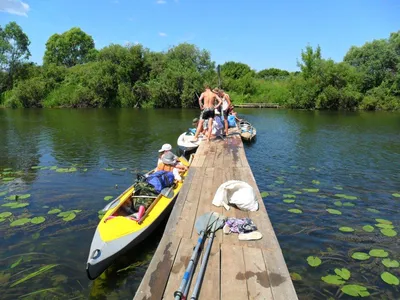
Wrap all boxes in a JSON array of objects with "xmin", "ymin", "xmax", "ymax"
[{"xmin": 177, "ymin": 132, "xmax": 201, "ymax": 152}]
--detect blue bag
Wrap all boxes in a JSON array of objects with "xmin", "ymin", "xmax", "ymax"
[
  {"xmin": 146, "ymin": 170, "xmax": 175, "ymax": 193},
  {"xmin": 228, "ymin": 115, "xmax": 236, "ymax": 128}
]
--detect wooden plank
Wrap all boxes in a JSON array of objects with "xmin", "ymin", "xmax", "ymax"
[
  {"xmin": 243, "ymin": 247, "xmax": 273, "ymax": 300},
  {"xmin": 134, "ymin": 235, "xmax": 181, "ymax": 300},
  {"xmin": 220, "ymin": 244, "xmax": 248, "ymax": 299},
  {"xmin": 163, "ymin": 238, "xmax": 197, "ymax": 299},
  {"xmin": 174, "ymin": 167, "xmax": 206, "ymax": 238}
]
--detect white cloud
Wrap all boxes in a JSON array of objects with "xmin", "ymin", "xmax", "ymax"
[
  {"xmin": 156, "ymin": 0, "xmax": 166, "ymax": 4},
  {"xmin": 0, "ymin": 0, "xmax": 30, "ymax": 16},
  {"xmin": 159, "ymin": 32, "xmax": 167, "ymax": 37}
]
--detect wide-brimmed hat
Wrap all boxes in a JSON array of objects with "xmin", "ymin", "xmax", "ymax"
[
  {"xmin": 158, "ymin": 143, "xmax": 172, "ymax": 153},
  {"xmin": 161, "ymin": 152, "xmax": 176, "ymax": 165},
  {"xmin": 192, "ymin": 118, "xmax": 199, "ymax": 125}
]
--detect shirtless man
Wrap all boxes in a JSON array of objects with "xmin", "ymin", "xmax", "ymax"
[
  {"xmin": 193, "ymin": 85, "xmax": 222, "ymax": 141},
  {"xmin": 218, "ymin": 89, "xmax": 232, "ymax": 136}
]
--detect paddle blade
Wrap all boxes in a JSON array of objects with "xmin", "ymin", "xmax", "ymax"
[
  {"xmin": 194, "ymin": 212, "xmax": 225, "ymax": 235},
  {"xmin": 161, "ymin": 187, "xmax": 174, "ymax": 199},
  {"xmin": 102, "ymin": 198, "xmax": 119, "ymax": 212}
]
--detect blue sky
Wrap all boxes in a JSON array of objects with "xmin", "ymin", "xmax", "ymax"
[{"xmin": 1, "ymin": 0, "xmax": 399, "ymax": 71}]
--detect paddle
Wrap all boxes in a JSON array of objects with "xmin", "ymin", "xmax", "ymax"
[{"xmin": 174, "ymin": 212, "xmax": 225, "ymax": 300}]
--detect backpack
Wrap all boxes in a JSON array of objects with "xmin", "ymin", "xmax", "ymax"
[
  {"xmin": 228, "ymin": 115, "xmax": 236, "ymax": 128},
  {"xmin": 146, "ymin": 170, "xmax": 175, "ymax": 193}
]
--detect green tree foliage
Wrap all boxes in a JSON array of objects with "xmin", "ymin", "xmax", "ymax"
[
  {"xmin": 1, "ymin": 22, "xmax": 400, "ymax": 111},
  {"xmin": 43, "ymin": 27, "xmax": 96, "ymax": 67},
  {"xmin": 0, "ymin": 22, "xmax": 31, "ymax": 90}
]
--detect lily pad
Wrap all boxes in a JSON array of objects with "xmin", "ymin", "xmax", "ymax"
[
  {"xmin": 375, "ymin": 219, "xmax": 392, "ymax": 225},
  {"xmin": 334, "ymin": 186, "xmax": 343, "ymax": 190},
  {"xmin": 104, "ymin": 168, "xmax": 114, "ymax": 171},
  {"xmin": 2, "ymin": 202, "xmax": 29, "ymax": 208},
  {"xmin": 312, "ymin": 180, "xmax": 320, "ymax": 185},
  {"xmin": 382, "ymin": 259, "xmax": 399, "ymax": 268},
  {"xmin": 47, "ymin": 209, "xmax": 61, "ymax": 215},
  {"xmin": 104, "ymin": 196, "xmax": 113, "ymax": 201},
  {"xmin": 380, "ymin": 229, "xmax": 397, "ymax": 237},
  {"xmin": 369, "ymin": 249, "xmax": 388, "ymax": 258},
  {"xmin": 334, "ymin": 201, "xmax": 342, "ymax": 207},
  {"xmin": 335, "ymin": 268, "xmax": 351, "ymax": 280},
  {"xmin": 120, "ymin": 168, "xmax": 127, "ymax": 171},
  {"xmin": 351, "ymin": 252, "xmax": 370, "ymax": 261},
  {"xmin": 50, "ymin": 166, "xmax": 58, "ymax": 170},
  {"xmin": 5, "ymin": 194, "xmax": 31, "ymax": 201},
  {"xmin": 0, "ymin": 218, "xmax": 5, "ymax": 223},
  {"xmin": 362, "ymin": 225, "xmax": 374, "ymax": 232},
  {"xmin": 0, "ymin": 191, "xmax": 8, "ymax": 197},
  {"xmin": 335, "ymin": 194, "xmax": 357, "ymax": 200},
  {"xmin": 290, "ymin": 272, "xmax": 302, "ymax": 281},
  {"xmin": 10, "ymin": 218, "xmax": 31, "ymax": 227},
  {"xmin": 63, "ymin": 213, "xmax": 76, "ymax": 221},
  {"xmin": 260, "ymin": 191, "xmax": 269, "ymax": 198},
  {"xmin": 3, "ymin": 168, "xmax": 12, "ymax": 171},
  {"xmin": 375, "ymin": 223, "xmax": 394, "ymax": 229},
  {"xmin": 31, "ymin": 166, "xmax": 42, "ymax": 169},
  {"xmin": 0, "ymin": 212, "xmax": 12, "ymax": 218},
  {"xmin": 339, "ymin": 227, "xmax": 354, "ymax": 233},
  {"xmin": 341, "ymin": 285, "xmax": 370, "ymax": 297},
  {"xmin": 288, "ymin": 209, "xmax": 302, "ymax": 214},
  {"xmin": 326, "ymin": 209, "xmax": 342, "ymax": 215},
  {"xmin": 381, "ymin": 272, "xmax": 399, "ymax": 285},
  {"xmin": 343, "ymin": 202, "xmax": 355, "ymax": 207},
  {"xmin": 307, "ymin": 256, "xmax": 321, "ymax": 267},
  {"xmin": 283, "ymin": 199, "xmax": 295, "ymax": 203},
  {"xmin": 10, "ymin": 257, "xmax": 23, "ymax": 269},
  {"xmin": 275, "ymin": 180, "xmax": 284, "ymax": 184},
  {"xmin": 321, "ymin": 275, "xmax": 345, "ymax": 285},
  {"xmin": 293, "ymin": 191, "xmax": 302, "ymax": 194},
  {"xmin": 392, "ymin": 193, "xmax": 400, "ymax": 198},
  {"xmin": 302, "ymin": 188, "xmax": 319, "ymax": 193},
  {"xmin": 283, "ymin": 194, "xmax": 296, "ymax": 198},
  {"xmin": 367, "ymin": 208, "xmax": 379, "ymax": 213},
  {"xmin": 31, "ymin": 217, "xmax": 46, "ymax": 224}
]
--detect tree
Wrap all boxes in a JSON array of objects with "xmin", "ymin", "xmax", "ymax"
[
  {"xmin": 221, "ymin": 61, "xmax": 254, "ymax": 79},
  {"xmin": 257, "ymin": 68, "xmax": 290, "ymax": 79},
  {"xmin": 297, "ymin": 45, "xmax": 322, "ymax": 79},
  {"xmin": 43, "ymin": 27, "xmax": 96, "ymax": 67},
  {"xmin": 0, "ymin": 22, "xmax": 31, "ymax": 90}
]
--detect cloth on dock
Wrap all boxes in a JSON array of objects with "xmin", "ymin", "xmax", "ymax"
[
  {"xmin": 212, "ymin": 180, "xmax": 259, "ymax": 211},
  {"xmin": 223, "ymin": 217, "xmax": 263, "ymax": 241}
]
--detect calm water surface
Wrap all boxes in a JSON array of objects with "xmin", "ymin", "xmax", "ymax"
[{"xmin": 0, "ymin": 109, "xmax": 399, "ymax": 299}]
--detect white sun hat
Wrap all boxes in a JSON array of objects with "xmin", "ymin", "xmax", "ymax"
[{"xmin": 158, "ymin": 143, "xmax": 172, "ymax": 152}]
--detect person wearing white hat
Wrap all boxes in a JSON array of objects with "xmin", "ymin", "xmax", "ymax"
[{"xmin": 157, "ymin": 143, "xmax": 176, "ymax": 165}]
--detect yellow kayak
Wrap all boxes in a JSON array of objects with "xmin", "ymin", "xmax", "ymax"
[{"xmin": 86, "ymin": 155, "xmax": 193, "ymax": 280}]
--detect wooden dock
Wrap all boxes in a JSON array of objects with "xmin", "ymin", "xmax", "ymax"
[
  {"xmin": 134, "ymin": 131, "xmax": 297, "ymax": 300},
  {"xmin": 234, "ymin": 103, "xmax": 280, "ymax": 108}
]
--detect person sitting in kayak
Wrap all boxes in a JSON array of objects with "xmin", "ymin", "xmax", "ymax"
[{"xmin": 157, "ymin": 152, "xmax": 187, "ymax": 182}]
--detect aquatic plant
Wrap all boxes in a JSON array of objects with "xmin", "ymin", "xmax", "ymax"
[
  {"xmin": 31, "ymin": 217, "xmax": 46, "ymax": 224},
  {"xmin": 341, "ymin": 285, "xmax": 370, "ymax": 297},
  {"xmin": 382, "ymin": 259, "xmax": 399, "ymax": 268},
  {"xmin": 312, "ymin": 180, "xmax": 320, "ymax": 185},
  {"xmin": 366, "ymin": 208, "xmax": 379, "ymax": 213},
  {"xmin": 288, "ymin": 209, "xmax": 302, "ymax": 214},
  {"xmin": 380, "ymin": 229, "xmax": 397, "ymax": 237},
  {"xmin": 283, "ymin": 194, "xmax": 296, "ymax": 198},
  {"xmin": 283, "ymin": 199, "xmax": 295, "ymax": 203},
  {"xmin": 375, "ymin": 219, "xmax": 392, "ymax": 225},
  {"xmin": 334, "ymin": 194, "xmax": 357, "ymax": 200},
  {"xmin": 0, "ymin": 212, "xmax": 12, "ymax": 218},
  {"xmin": 368, "ymin": 249, "xmax": 388, "ymax": 258},
  {"xmin": 260, "ymin": 191, "xmax": 269, "ymax": 197},
  {"xmin": 362, "ymin": 225, "xmax": 374, "ymax": 232},
  {"xmin": 392, "ymin": 193, "xmax": 400, "ymax": 198},
  {"xmin": 339, "ymin": 227, "xmax": 354, "ymax": 233},
  {"xmin": 335, "ymin": 268, "xmax": 351, "ymax": 280},
  {"xmin": 351, "ymin": 252, "xmax": 370, "ymax": 260},
  {"xmin": 290, "ymin": 272, "xmax": 302, "ymax": 281},
  {"xmin": 47, "ymin": 209, "xmax": 61, "ymax": 214},
  {"xmin": 307, "ymin": 256, "xmax": 321, "ymax": 267},
  {"xmin": 10, "ymin": 264, "xmax": 58, "ymax": 287},
  {"xmin": 381, "ymin": 272, "xmax": 399, "ymax": 285},
  {"xmin": 302, "ymin": 188, "xmax": 319, "ymax": 193},
  {"xmin": 321, "ymin": 274, "xmax": 345, "ymax": 285},
  {"xmin": 10, "ymin": 218, "xmax": 31, "ymax": 227},
  {"xmin": 104, "ymin": 196, "xmax": 113, "ymax": 201},
  {"xmin": 326, "ymin": 209, "xmax": 342, "ymax": 215}
]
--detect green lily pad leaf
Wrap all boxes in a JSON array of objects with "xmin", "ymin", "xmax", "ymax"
[
  {"xmin": 0, "ymin": 218, "xmax": 5, "ymax": 222},
  {"xmin": 326, "ymin": 209, "xmax": 342, "ymax": 215},
  {"xmin": 57, "ymin": 211, "xmax": 73, "ymax": 217},
  {"xmin": 293, "ymin": 191, "xmax": 302, "ymax": 194},
  {"xmin": 288, "ymin": 209, "xmax": 302, "ymax": 214},
  {"xmin": 309, "ymin": 167, "xmax": 316, "ymax": 170},
  {"xmin": 31, "ymin": 217, "xmax": 45, "ymax": 224},
  {"xmin": 31, "ymin": 166, "xmax": 42, "ymax": 169},
  {"xmin": 392, "ymin": 193, "xmax": 400, "ymax": 198},
  {"xmin": 312, "ymin": 180, "xmax": 320, "ymax": 185},
  {"xmin": 10, "ymin": 218, "xmax": 31, "ymax": 227},
  {"xmin": 283, "ymin": 194, "xmax": 296, "ymax": 198},
  {"xmin": 375, "ymin": 219, "xmax": 392, "ymax": 225},
  {"xmin": 10, "ymin": 257, "xmax": 23, "ymax": 269},
  {"xmin": 120, "ymin": 168, "xmax": 127, "ymax": 171},
  {"xmin": 3, "ymin": 168, "xmax": 12, "ymax": 171},
  {"xmin": 104, "ymin": 196, "xmax": 113, "ymax": 201},
  {"xmin": 2, "ymin": 177, "xmax": 15, "ymax": 181},
  {"xmin": 380, "ymin": 229, "xmax": 397, "ymax": 237},
  {"xmin": 260, "ymin": 191, "xmax": 269, "ymax": 198},
  {"xmin": 42, "ymin": 205, "xmax": 49, "ymax": 209},
  {"xmin": 63, "ymin": 213, "xmax": 76, "ymax": 221},
  {"xmin": 72, "ymin": 210, "xmax": 81, "ymax": 213},
  {"xmin": 48, "ymin": 209, "xmax": 61, "ymax": 215},
  {"xmin": 343, "ymin": 202, "xmax": 355, "ymax": 207},
  {"xmin": 367, "ymin": 208, "xmax": 379, "ymax": 213},
  {"xmin": 290, "ymin": 272, "xmax": 302, "ymax": 281},
  {"xmin": 307, "ymin": 256, "xmax": 321, "ymax": 267},
  {"xmin": 382, "ymin": 259, "xmax": 399, "ymax": 268},
  {"xmin": 31, "ymin": 232, "xmax": 40, "ymax": 240},
  {"xmin": 335, "ymin": 194, "xmax": 357, "ymax": 200},
  {"xmin": 362, "ymin": 225, "xmax": 374, "ymax": 232},
  {"xmin": 0, "ymin": 191, "xmax": 8, "ymax": 197},
  {"xmin": 50, "ymin": 166, "xmax": 57, "ymax": 170},
  {"xmin": 375, "ymin": 223, "xmax": 394, "ymax": 229},
  {"xmin": 83, "ymin": 168, "xmax": 88, "ymax": 172},
  {"xmin": 104, "ymin": 168, "xmax": 114, "ymax": 171},
  {"xmin": 0, "ymin": 212, "xmax": 12, "ymax": 218},
  {"xmin": 334, "ymin": 186, "xmax": 343, "ymax": 190},
  {"xmin": 335, "ymin": 268, "xmax": 351, "ymax": 280},
  {"xmin": 275, "ymin": 180, "xmax": 284, "ymax": 184},
  {"xmin": 334, "ymin": 201, "xmax": 342, "ymax": 207},
  {"xmin": 6, "ymin": 194, "xmax": 31, "ymax": 201},
  {"xmin": 283, "ymin": 199, "xmax": 295, "ymax": 203},
  {"xmin": 2, "ymin": 202, "xmax": 29, "ymax": 208},
  {"xmin": 341, "ymin": 285, "xmax": 370, "ymax": 297},
  {"xmin": 321, "ymin": 275, "xmax": 345, "ymax": 285},
  {"xmin": 381, "ymin": 272, "xmax": 399, "ymax": 285},
  {"xmin": 339, "ymin": 227, "xmax": 354, "ymax": 233},
  {"xmin": 351, "ymin": 252, "xmax": 370, "ymax": 260},
  {"xmin": 369, "ymin": 249, "xmax": 389, "ymax": 258},
  {"xmin": 302, "ymin": 188, "xmax": 319, "ymax": 193}
]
